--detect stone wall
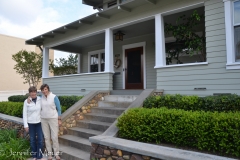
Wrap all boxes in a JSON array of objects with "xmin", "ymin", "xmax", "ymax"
[
  {"xmin": 91, "ymin": 143, "xmax": 162, "ymax": 160},
  {"xmin": 59, "ymin": 92, "xmax": 110, "ymax": 136}
]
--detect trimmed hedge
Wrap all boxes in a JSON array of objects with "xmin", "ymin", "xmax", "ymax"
[
  {"xmin": 8, "ymin": 95, "xmax": 83, "ymax": 109},
  {"xmin": 143, "ymin": 94, "xmax": 240, "ymax": 112},
  {"xmin": 117, "ymin": 108, "xmax": 240, "ymax": 157},
  {"xmin": 0, "ymin": 102, "xmax": 67, "ymax": 118}
]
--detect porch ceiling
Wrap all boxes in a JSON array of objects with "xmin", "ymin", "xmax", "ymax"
[{"xmin": 25, "ymin": 0, "xmax": 150, "ymax": 46}]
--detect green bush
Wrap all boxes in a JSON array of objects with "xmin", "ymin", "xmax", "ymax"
[
  {"xmin": 0, "ymin": 102, "xmax": 67, "ymax": 118},
  {"xmin": 143, "ymin": 94, "xmax": 240, "ymax": 112},
  {"xmin": 8, "ymin": 95, "xmax": 28, "ymax": 102},
  {"xmin": 58, "ymin": 96, "xmax": 83, "ymax": 109},
  {"xmin": 117, "ymin": 108, "xmax": 240, "ymax": 157},
  {"xmin": 0, "ymin": 129, "xmax": 30, "ymax": 160}
]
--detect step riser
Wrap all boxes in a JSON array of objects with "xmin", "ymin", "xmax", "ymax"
[
  {"xmin": 91, "ymin": 108, "xmax": 125, "ymax": 115},
  {"xmin": 98, "ymin": 101, "xmax": 131, "ymax": 108},
  {"xmin": 77, "ymin": 121, "xmax": 109, "ymax": 132},
  {"xmin": 59, "ymin": 152, "xmax": 87, "ymax": 160},
  {"xmin": 68, "ymin": 129, "xmax": 97, "ymax": 139},
  {"xmin": 59, "ymin": 137, "xmax": 91, "ymax": 152},
  {"xmin": 84, "ymin": 114, "xmax": 117, "ymax": 123},
  {"xmin": 104, "ymin": 96, "xmax": 137, "ymax": 102}
]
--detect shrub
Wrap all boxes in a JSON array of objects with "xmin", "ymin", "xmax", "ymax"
[
  {"xmin": 0, "ymin": 129, "xmax": 30, "ymax": 160},
  {"xmin": 117, "ymin": 108, "xmax": 240, "ymax": 157},
  {"xmin": 0, "ymin": 102, "xmax": 67, "ymax": 118},
  {"xmin": 8, "ymin": 95, "xmax": 28, "ymax": 102},
  {"xmin": 58, "ymin": 96, "xmax": 83, "ymax": 109},
  {"xmin": 143, "ymin": 94, "xmax": 240, "ymax": 112}
]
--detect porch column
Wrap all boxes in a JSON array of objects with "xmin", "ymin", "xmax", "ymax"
[
  {"xmin": 78, "ymin": 54, "xmax": 81, "ymax": 73},
  {"xmin": 105, "ymin": 28, "xmax": 114, "ymax": 73},
  {"xmin": 42, "ymin": 47, "xmax": 49, "ymax": 78},
  {"xmin": 154, "ymin": 13, "xmax": 166, "ymax": 68}
]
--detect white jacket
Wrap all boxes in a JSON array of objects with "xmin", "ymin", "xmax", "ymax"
[{"xmin": 22, "ymin": 96, "xmax": 41, "ymax": 128}]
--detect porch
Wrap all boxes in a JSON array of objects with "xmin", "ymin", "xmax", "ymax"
[{"xmin": 42, "ymin": 5, "xmax": 205, "ymax": 96}]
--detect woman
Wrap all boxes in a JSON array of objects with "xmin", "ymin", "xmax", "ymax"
[
  {"xmin": 23, "ymin": 86, "xmax": 44, "ymax": 160},
  {"xmin": 39, "ymin": 84, "xmax": 62, "ymax": 160}
]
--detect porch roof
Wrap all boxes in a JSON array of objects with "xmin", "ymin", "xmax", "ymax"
[{"xmin": 25, "ymin": 0, "xmax": 153, "ymax": 46}]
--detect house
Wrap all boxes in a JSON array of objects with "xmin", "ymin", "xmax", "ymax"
[
  {"xmin": 0, "ymin": 34, "xmax": 54, "ymax": 101},
  {"xmin": 26, "ymin": 0, "xmax": 240, "ymax": 96}
]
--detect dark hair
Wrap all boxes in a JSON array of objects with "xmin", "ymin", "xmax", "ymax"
[
  {"xmin": 40, "ymin": 84, "xmax": 50, "ymax": 91},
  {"xmin": 28, "ymin": 86, "xmax": 37, "ymax": 93}
]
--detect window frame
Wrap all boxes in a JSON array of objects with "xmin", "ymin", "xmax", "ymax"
[
  {"xmin": 233, "ymin": 0, "xmax": 240, "ymax": 61},
  {"xmin": 88, "ymin": 49, "xmax": 105, "ymax": 73}
]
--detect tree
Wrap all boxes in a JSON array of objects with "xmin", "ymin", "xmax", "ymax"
[
  {"xmin": 164, "ymin": 10, "xmax": 206, "ymax": 65},
  {"xmin": 50, "ymin": 53, "xmax": 78, "ymax": 76},
  {"xmin": 12, "ymin": 50, "xmax": 42, "ymax": 87}
]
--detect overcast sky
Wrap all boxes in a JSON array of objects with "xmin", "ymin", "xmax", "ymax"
[{"xmin": 0, "ymin": 0, "xmax": 96, "ymax": 60}]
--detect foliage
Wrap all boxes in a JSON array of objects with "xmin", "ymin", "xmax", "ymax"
[
  {"xmin": 58, "ymin": 96, "xmax": 83, "ymax": 109},
  {"xmin": 12, "ymin": 50, "xmax": 42, "ymax": 87},
  {"xmin": 117, "ymin": 108, "xmax": 240, "ymax": 157},
  {"xmin": 8, "ymin": 95, "xmax": 28, "ymax": 103},
  {"xmin": 0, "ymin": 129, "xmax": 30, "ymax": 160},
  {"xmin": 164, "ymin": 10, "xmax": 206, "ymax": 64},
  {"xmin": 49, "ymin": 53, "xmax": 78, "ymax": 76},
  {"xmin": 143, "ymin": 94, "xmax": 240, "ymax": 112},
  {"xmin": 0, "ymin": 102, "xmax": 67, "ymax": 118}
]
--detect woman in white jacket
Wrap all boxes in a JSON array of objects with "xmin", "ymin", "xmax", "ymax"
[{"xmin": 23, "ymin": 86, "xmax": 44, "ymax": 160}]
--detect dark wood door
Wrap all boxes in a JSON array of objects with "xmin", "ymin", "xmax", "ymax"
[{"xmin": 125, "ymin": 47, "xmax": 143, "ymax": 89}]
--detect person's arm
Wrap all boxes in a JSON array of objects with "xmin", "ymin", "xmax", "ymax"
[
  {"xmin": 22, "ymin": 101, "xmax": 29, "ymax": 130},
  {"xmin": 54, "ymin": 96, "xmax": 61, "ymax": 117}
]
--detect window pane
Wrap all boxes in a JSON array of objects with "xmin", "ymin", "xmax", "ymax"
[
  {"xmin": 234, "ymin": 1, "xmax": 240, "ymax": 25},
  {"xmin": 101, "ymin": 53, "xmax": 105, "ymax": 72},
  {"xmin": 90, "ymin": 54, "xmax": 98, "ymax": 72},
  {"xmin": 235, "ymin": 26, "xmax": 240, "ymax": 60}
]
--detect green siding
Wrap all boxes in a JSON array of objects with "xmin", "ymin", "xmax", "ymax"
[
  {"xmin": 157, "ymin": 1, "xmax": 240, "ymax": 96},
  {"xmin": 43, "ymin": 73, "xmax": 113, "ymax": 96}
]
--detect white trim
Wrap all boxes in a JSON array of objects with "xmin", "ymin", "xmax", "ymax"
[
  {"xmin": 154, "ymin": 62, "xmax": 208, "ymax": 69},
  {"xmin": 226, "ymin": 62, "xmax": 240, "ymax": 69},
  {"xmin": 78, "ymin": 54, "xmax": 81, "ymax": 73},
  {"xmin": 44, "ymin": 72, "xmax": 114, "ymax": 79},
  {"xmin": 105, "ymin": 28, "xmax": 114, "ymax": 73},
  {"xmin": 88, "ymin": 49, "xmax": 105, "ymax": 73},
  {"xmin": 224, "ymin": 0, "xmax": 240, "ymax": 69},
  {"xmin": 122, "ymin": 42, "xmax": 146, "ymax": 89},
  {"xmin": 42, "ymin": 47, "xmax": 49, "ymax": 78}
]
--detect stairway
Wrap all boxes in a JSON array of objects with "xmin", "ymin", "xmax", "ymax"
[{"xmin": 58, "ymin": 94, "xmax": 138, "ymax": 160}]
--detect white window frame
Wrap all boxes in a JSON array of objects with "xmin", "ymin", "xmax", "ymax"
[
  {"xmin": 88, "ymin": 49, "xmax": 105, "ymax": 73},
  {"xmin": 224, "ymin": 0, "xmax": 240, "ymax": 69}
]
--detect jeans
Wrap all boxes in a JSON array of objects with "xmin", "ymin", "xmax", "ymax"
[{"xmin": 28, "ymin": 122, "xmax": 44, "ymax": 159}]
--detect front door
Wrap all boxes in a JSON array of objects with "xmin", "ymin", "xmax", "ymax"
[{"xmin": 125, "ymin": 47, "xmax": 144, "ymax": 89}]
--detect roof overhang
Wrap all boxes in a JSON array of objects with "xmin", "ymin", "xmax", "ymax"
[
  {"xmin": 82, "ymin": 0, "xmax": 103, "ymax": 8},
  {"xmin": 25, "ymin": 0, "xmax": 156, "ymax": 46}
]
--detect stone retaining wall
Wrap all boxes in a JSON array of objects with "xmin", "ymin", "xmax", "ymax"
[
  {"xmin": 91, "ymin": 143, "xmax": 162, "ymax": 160},
  {"xmin": 59, "ymin": 92, "xmax": 110, "ymax": 136}
]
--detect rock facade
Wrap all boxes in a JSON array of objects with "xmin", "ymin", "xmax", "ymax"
[
  {"xmin": 59, "ymin": 92, "xmax": 109, "ymax": 136},
  {"xmin": 90, "ymin": 143, "xmax": 162, "ymax": 160},
  {"xmin": 0, "ymin": 118, "xmax": 26, "ymax": 138},
  {"xmin": 152, "ymin": 91, "xmax": 163, "ymax": 96}
]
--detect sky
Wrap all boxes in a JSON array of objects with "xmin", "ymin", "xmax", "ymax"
[{"xmin": 0, "ymin": 0, "xmax": 96, "ymax": 60}]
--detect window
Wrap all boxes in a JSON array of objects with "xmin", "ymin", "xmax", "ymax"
[
  {"xmin": 234, "ymin": 0, "xmax": 240, "ymax": 61},
  {"xmin": 88, "ymin": 50, "xmax": 105, "ymax": 72}
]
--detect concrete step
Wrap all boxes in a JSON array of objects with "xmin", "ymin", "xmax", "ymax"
[
  {"xmin": 110, "ymin": 90, "xmax": 143, "ymax": 95},
  {"xmin": 59, "ymin": 135, "xmax": 91, "ymax": 152},
  {"xmin": 98, "ymin": 101, "xmax": 132, "ymax": 108},
  {"xmin": 104, "ymin": 95, "xmax": 138, "ymax": 102},
  {"xmin": 77, "ymin": 120, "xmax": 112, "ymax": 132},
  {"xmin": 59, "ymin": 144, "xmax": 89, "ymax": 160},
  {"xmin": 68, "ymin": 127, "xmax": 103, "ymax": 139},
  {"xmin": 84, "ymin": 113, "xmax": 118, "ymax": 123},
  {"xmin": 91, "ymin": 107, "xmax": 126, "ymax": 115}
]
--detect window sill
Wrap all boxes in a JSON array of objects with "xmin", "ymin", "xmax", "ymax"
[
  {"xmin": 226, "ymin": 63, "xmax": 240, "ymax": 70},
  {"xmin": 154, "ymin": 62, "xmax": 208, "ymax": 69}
]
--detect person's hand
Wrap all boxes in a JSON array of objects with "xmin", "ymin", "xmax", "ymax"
[
  {"xmin": 25, "ymin": 127, "xmax": 29, "ymax": 133},
  {"xmin": 58, "ymin": 120, "xmax": 62, "ymax": 126},
  {"xmin": 27, "ymin": 97, "xmax": 31, "ymax": 104}
]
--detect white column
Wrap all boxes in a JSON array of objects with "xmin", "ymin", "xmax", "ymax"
[
  {"xmin": 223, "ymin": 0, "xmax": 235, "ymax": 64},
  {"xmin": 105, "ymin": 28, "xmax": 114, "ymax": 73},
  {"xmin": 42, "ymin": 47, "xmax": 49, "ymax": 78},
  {"xmin": 78, "ymin": 54, "xmax": 81, "ymax": 73},
  {"xmin": 154, "ymin": 13, "xmax": 166, "ymax": 68}
]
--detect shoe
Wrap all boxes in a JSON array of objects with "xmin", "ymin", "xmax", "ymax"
[
  {"xmin": 55, "ymin": 155, "xmax": 61, "ymax": 160},
  {"xmin": 47, "ymin": 156, "xmax": 52, "ymax": 160}
]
